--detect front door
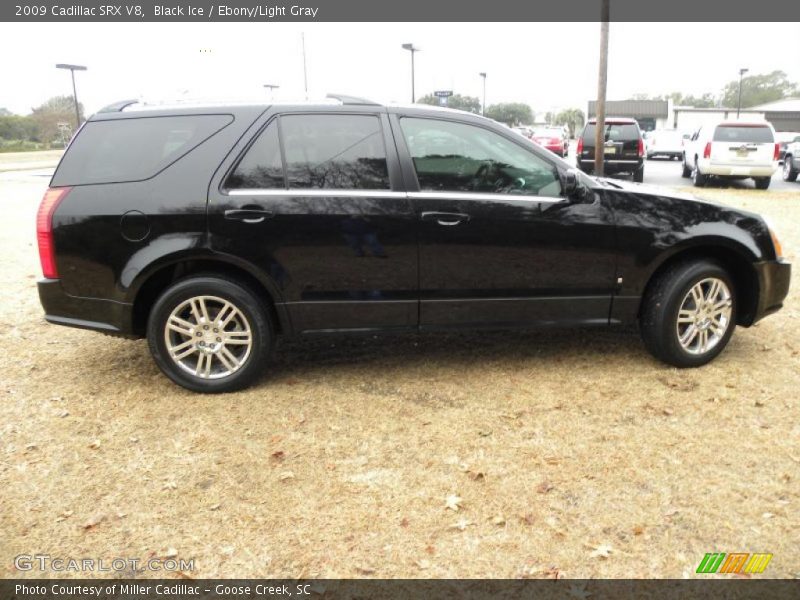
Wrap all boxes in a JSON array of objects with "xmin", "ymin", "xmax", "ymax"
[
  {"xmin": 209, "ymin": 111, "xmax": 417, "ymax": 334},
  {"xmin": 393, "ymin": 114, "xmax": 617, "ymax": 328}
]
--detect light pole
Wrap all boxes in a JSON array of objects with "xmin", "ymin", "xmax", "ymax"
[
  {"xmin": 401, "ymin": 43, "xmax": 419, "ymax": 103},
  {"xmin": 263, "ymin": 84, "xmax": 280, "ymax": 100},
  {"xmin": 479, "ymin": 72, "xmax": 487, "ymax": 116},
  {"xmin": 55, "ymin": 63, "xmax": 87, "ymax": 130},
  {"xmin": 737, "ymin": 68, "xmax": 749, "ymax": 118}
]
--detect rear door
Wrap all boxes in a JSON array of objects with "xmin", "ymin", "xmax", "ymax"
[
  {"xmin": 710, "ymin": 123, "xmax": 775, "ymax": 168},
  {"xmin": 208, "ymin": 110, "xmax": 418, "ymax": 334}
]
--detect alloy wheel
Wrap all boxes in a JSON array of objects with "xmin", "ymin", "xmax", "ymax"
[{"xmin": 675, "ymin": 278, "xmax": 732, "ymax": 355}]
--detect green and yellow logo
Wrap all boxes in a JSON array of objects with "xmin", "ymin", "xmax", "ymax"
[{"xmin": 696, "ymin": 553, "xmax": 772, "ymax": 574}]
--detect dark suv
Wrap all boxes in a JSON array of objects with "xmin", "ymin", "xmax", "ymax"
[
  {"xmin": 37, "ymin": 96, "xmax": 790, "ymax": 392},
  {"xmin": 577, "ymin": 117, "xmax": 645, "ymax": 182}
]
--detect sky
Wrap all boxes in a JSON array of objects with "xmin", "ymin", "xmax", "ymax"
[{"xmin": 1, "ymin": 22, "xmax": 798, "ymax": 117}]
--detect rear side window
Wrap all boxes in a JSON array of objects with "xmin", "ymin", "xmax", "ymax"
[
  {"xmin": 281, "ymin": 114, "xmax": 390, "ymax": 189},
  {"xmin": 226, "ymin": 121, "xmax": 283, "ymax": 189},
  {"xmin": 713, "ymin": 125, "xmax": 774, "ymax": 143},
  {"xmin": 582, "ymin": 123, "xmax": 640, "ymax": 142},
  {"xmin": 53, "ymin": 115, "xmax": 233, "ymax": 185}
]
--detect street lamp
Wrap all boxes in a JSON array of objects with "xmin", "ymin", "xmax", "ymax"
[
  {"xmin": 737, "ymin": 67, "xmax": 749, "ymax": 118},
  {"xmin": 401, "ymin": 43, "xmax": 420, "ymax": 103},
  {"xmin": 263, "ymin": 84, "xmax": 280, "ymax": 100},
  {"xmin": 479, "ymin": 72, "xmax": 487, "ymax": 116},
  {"xmin": 55, "ymin": 63, "xmax": 87, "ymax": 130}
]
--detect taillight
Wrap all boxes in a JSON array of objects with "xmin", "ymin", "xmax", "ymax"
[
  {"xmin": 638, "ymin": 138, "xmax": 644, "ymax": 157},
  {"xmin": 36, "ymin": 186, "xmax": 71, "ymax": 279},
  {"xmin": 703, "ymin": 142, "xmax": 712, "ymax": 159},
  {"xmin": 773, "ymin": 143, "xmax": 780, "ymax": 161},
  {"xmin": 577, "ymin": 137, "xmax": 584, "ymax": 154}
]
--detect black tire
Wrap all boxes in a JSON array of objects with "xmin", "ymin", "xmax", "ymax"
[
  {"xmin": 754, "ymin": 177, "xmax": 771, "ymax": 190},
  {"xmin": 147, "ymin": 275, "xmax": 273, "ymax": 393},
  {"xmin": 640, "ymin": 260, "xmax": 737, "ymax": 368},
  {"xmin": 691, "ymin": 158, "xmax": 707, "ymax": 187},
  {"xmin": 782, "ymin": 155, "xmax": 798, "ymax": 182},
  {"xmin": 633, "ymin": 165, "xmax": 644, "ymax": 183},
  {"xmin": 681, "ymin": 155, "xmax": 691, "ymax": 178}
]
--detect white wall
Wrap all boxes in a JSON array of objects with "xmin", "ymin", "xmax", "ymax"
[{"xmin": 674, "ymin": 110, "xmax": 766, "ymax": 133}]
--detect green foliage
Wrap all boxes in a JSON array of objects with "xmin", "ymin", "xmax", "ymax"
[
  {"xmin": 0, "ymin": 96, "xmax": 83, "ymax": 149},
  {"xmin": 417, "ymin": 93, "xmax": 482, "ymax": 114},
  {"xmin": 553, "ymin": 108, "xmax": 585, "ymax": 137},
  {"xmin": 485, "ymin": 102, "xmax": 534, "ymax": 126},
  {"xmin": 30, "ymin": 95, "xmax": 83, "ymax": 145},
  {"xmin": 720, "ymin": 70, "xmax": 798, "ymax": 108}
]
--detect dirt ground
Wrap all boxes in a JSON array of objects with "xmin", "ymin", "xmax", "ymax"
[{"xmin": 1, "ymin": 171, "xmax": 798, "ymax": 579}]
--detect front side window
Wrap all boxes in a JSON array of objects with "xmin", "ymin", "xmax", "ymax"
[
  {"xmin": 281, "ymin": 114, "xmax": 390, "ymax": 189},
  {"xmin": 400, "ymin": 117, "xmax": 562, "ymax": 197}
]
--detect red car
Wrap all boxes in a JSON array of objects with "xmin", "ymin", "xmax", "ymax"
[{"xmin": 531, "ymin": 127, "xmax": 568, "ymax": 157}]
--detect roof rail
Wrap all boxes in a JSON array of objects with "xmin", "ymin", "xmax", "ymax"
[
  {"xmin": 326, "ymin": 93, "xmax": 381, "ymax": 106},
  {"xmin": 97, "ymin": 99, "xmax": 139, "ymax": 113}
]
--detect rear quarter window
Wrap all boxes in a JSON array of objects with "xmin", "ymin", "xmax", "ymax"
[
  {"xmin": 713, "ymin": 125, "xmax": 774, "ymax": 143},
  {"xmin": 53, "ymin": 114, "xmax": 234, "ymax": 185}
]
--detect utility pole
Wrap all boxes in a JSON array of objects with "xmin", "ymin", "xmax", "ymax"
[
  {"xmin": 479, "ymin": 72, "xmax": 487, "ymax": 116},
  {"xmin": 55, "ymin": 63, "xmax": 87, "ymax": 130},
  {"xmin": 593, "ymin": 0, "xmax": 610, "ymax": 177},
  {"xmin": 402, "ymin": 43, "xmax": 420, "ymax": 103},
  {"xmin": 301, "ymin": 33, "xmax": 308, "ymax": 99},
  {"xmin": 737, "ymin": 68, "xmax": 749, "ymax": 118}
]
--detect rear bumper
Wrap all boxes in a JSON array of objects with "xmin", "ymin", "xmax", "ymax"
[
  {"xmin": 579, "ymin": 158, "xmax": 643, "ymax": 174},
  {"xmin": 699, "ymin": 160, "xmax": 777, "ymax": 178},
  {"xmin": 37, "ymin": 278, "xmax": 136, "ymax": 337},
  {"xmin": 752, "ymin": 260, "xmax": 791, "ymax": 324}
]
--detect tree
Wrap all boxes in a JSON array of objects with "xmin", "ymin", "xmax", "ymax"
[
  {"xmin": 485, "ymin": 102, "xmax": 534, "ymax": 126},
  {"xmin": 544, "ymin": 111, "xmax": 554, "ymax": 124},
  {"xmin": 628, "ymin": 92, "xmax": 718, "ymax": 108},
  {"xmin": 30, "ymin": 95, "xmax": 84, "ymax": 144},
  {"xmin": 417, "ymin": 93, "xmax": 482, "ymax": 114},
  {"xmin": 720, "ymin": 70, "xmax": 798, "ymax": 108},
  {"xmin": 0, "ymin": 108, "xmax": 12, "ymax": 117},
  {"xmin": 553, "ymin": 108, "xmax": 585, "ymax": 138}
]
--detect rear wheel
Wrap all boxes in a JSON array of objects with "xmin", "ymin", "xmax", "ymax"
[
  {"xmin": 783, "ymin": 155, "xmax": 798, "ymax": 182},
  {"xmin": 681, "ymin": 155, "xmax": 691, "ymax": 178},
  {"xmin": 640, "ymin": 260, "xmax": 736, "ymax": 368},
  {"xmin": 692, "ymin": 159, "xmax": 707, "ymax": 187},
  {"xmin": 754, "ymin": 177, "xmax": 771, "ymax": 190},
  {"xmin": 147, "ymin": 276, "xmax": 273, "ymax": 393},
  {"xmin": 633, "ymin": 165, "xmax": 644, "ymax": 183}
]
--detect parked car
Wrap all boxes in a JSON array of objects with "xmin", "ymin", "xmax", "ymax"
[
  {"xmin": 776, "ymin": 131, "xmax": 800, "ymax": 163},
  {"xmin": 512, "ymin": 126, "xmax": 534, "ymax": 139},
  {"xmin": 783, "ymin": 137, "xmax": 800, "ymax": 182},
  {"xmin": 645, "ymin": 129, "xmax": 684, "ymax": 160},
  {"xmin": 531, "ymin": 127, "xmax": 568, "ymax": 157},
  {"xmin": 682, "ymin": 121, "xmax": 778, "ymax": 190},
  {"xmin": 37, "ymin": 97, "xmax": 790, "ymax": 392},
  {"xmin": 576, "ymin": 117, "xmax": 645, "ymax": 182}
]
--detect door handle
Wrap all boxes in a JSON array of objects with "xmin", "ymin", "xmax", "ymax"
[
  {"xmin": 421, "ymin": 211, "xmax": 471, "ymax": 226},
  {"xmin": 224, "ymin": 208, "xmax": 274, "ymax": 224}
]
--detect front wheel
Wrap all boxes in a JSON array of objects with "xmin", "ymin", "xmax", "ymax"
[
  {"xmin": 147, "ymin": 276, "xmax": 273, "ymax": 393},
  {"xmin": 640, "ymin": 260, "xmax": 736, "ymax": 368}
]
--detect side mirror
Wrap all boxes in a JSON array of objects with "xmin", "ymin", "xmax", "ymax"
[{"xmin": 562, "ymin": 168, "xmax": 583, "ymax": 200}]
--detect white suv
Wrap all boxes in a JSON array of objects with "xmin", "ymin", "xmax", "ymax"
[
  {"xmin": 783, "ymin": 138, "xmax": 800, "ymax": 182},
  {"xmin": 682, "ymin": 121, "xmax": 778, "ymax": 190}
]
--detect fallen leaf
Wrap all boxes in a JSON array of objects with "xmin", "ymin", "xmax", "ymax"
[
  {"xmin": 536, "ymin": 480, "xmax": 554, "ymax": 494},
  {"xmin": 491, "ymin": 515, "xmax": 506, "ymax": 526},
  {"xmin": 762, "ymin": 512, "xmax": 774, "ymax": 519},
  {"xmin": 209, "ymin": 503, "xmax": 221, "ymax": 511},
  {"xmin": 478, "ymin": 429, "xmax": 492, "ymax": 437},
  {"xmin": 633, "ymin": 525, "xmax": 645, "ymax": 536},
  {"xmin": 355, "ymin": 565, "xmax": 375, "ymax": 575},
  {"xmin": 415, "ymin": 559, "xmax": 431, "ymax": 570},
  {"xmin": 278, "ymin": 471, "xmax": 295, "ymax": 481},
  {"xmin": 450, "ymin": 518, "xmax": 471, "ymax": 531},
  {"xmin": 662, "ymin": 408, "xmax": 674, "ymax": 416},
  {"xmin": 399, "ymin": 517, "xmax": 409, "ymax": 528},
  {"xmin": 271, "ymin": 450, "xmax": 285, "ymax": 461},
  {"xmin": 466, "ymin": 469, "xmax": 485, "ymax": 481},
  {"xmin": 519, "ymin": 512, "xmax": 535, "ymax": 526},
  {"xmin": 164, "ymin": 548, "xmax": 178, "ymax": 558},
  {"xmin": 162, "ymin": 481, "xmax": 177, "ymax": 490},
  {"xmin": 82, "ymin": 514, "xmax": 105, "ymax": 530},
  {"xmin": 88, "ymin": 439, "xmax": 100, "ymax": 450},
  {"xmin": 589, "ymin": 544, "xmax": 613, "ymax": 559},
  {"xmin": 444, "ymin": 494, "xmax": 463, "ymax": 511}
]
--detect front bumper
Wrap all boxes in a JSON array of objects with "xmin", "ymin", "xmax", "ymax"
[
  {"xmin": 37, "ymin": 278, "xmax": 136, "ymax": 337},
  {"xmin": 752, "ymin": 260, "xmax": 791, "ymax": 324}
]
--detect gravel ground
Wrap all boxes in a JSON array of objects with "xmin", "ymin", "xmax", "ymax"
[{"xmin": 1, "ymin": 173, "xmax": 798, "ymax": 579}]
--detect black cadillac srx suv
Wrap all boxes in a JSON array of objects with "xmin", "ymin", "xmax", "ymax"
[
  {"xmin": 577, "ymin": 117, "xmax": 646, "ymax": 182},
  {"xmin": 37, "ymin": 96, "xmax": 790, "ymax": 392}
]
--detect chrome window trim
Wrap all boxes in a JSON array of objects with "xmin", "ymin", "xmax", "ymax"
[{"xmin": 227, "ymin": 189, "xmax": 564, "ymax": 203}]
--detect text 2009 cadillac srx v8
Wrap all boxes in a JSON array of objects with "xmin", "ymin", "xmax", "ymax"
[{"xmin": 36, "ymin": 96, "xmax": 791, "ymax": 392}]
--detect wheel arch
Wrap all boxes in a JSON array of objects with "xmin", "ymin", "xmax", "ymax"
[
  {"xmin": 638, "ymin": 241, "xmax": 760, "ymax": 327},
  {"xmin": 128, "ymin": 253, "xmax": 291, "ymax": 337}
]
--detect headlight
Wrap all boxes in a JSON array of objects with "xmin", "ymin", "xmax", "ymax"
[{"xmin": 763, "ymin": 217, "xmax": 784, "ymax": 260}]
